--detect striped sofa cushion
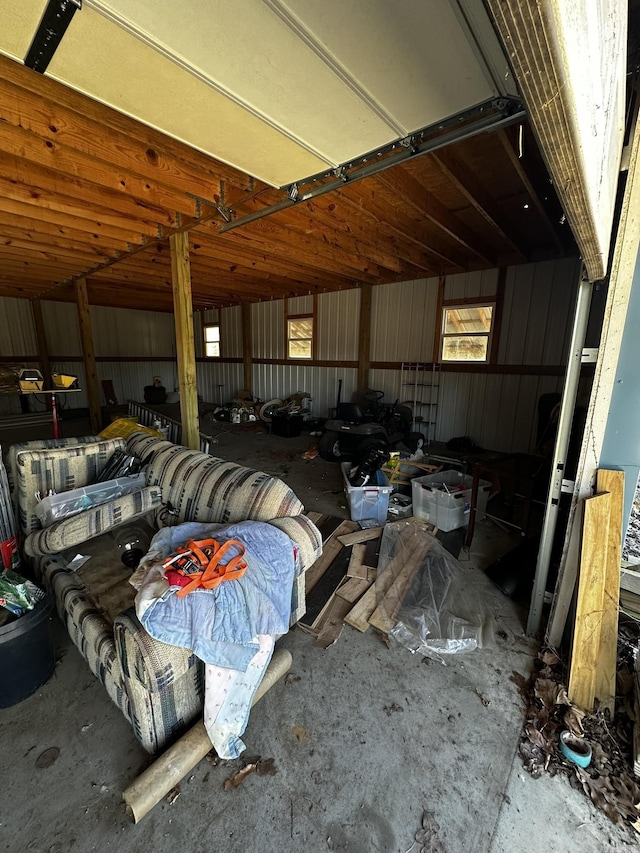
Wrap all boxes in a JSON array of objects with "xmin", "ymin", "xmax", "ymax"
[
  {"xmin": 144, "ymin": 443, "xmax": 305, "ymax": 525},
  {"xmin": 6, "ymin": 435, "xmax": 100, "ymax": 495},
  {"xmin": 38, "ymin": 554, "xmax": 131, "ymax": 717},
  {"xmin": 15, "ymin": 438, "xmax": 126, "ymax": 536},
  {"xmin": 25, "ymin": 488, "xmax": 162, "ymax": 557}
]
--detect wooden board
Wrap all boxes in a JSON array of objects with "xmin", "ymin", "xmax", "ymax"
[
  {"xmin": 305, "ymin": 520, "xmax": 357, "ymax": 594},
  {"xmin": 568, "ymin": 492, "xmax": 611, "ymax": 711},
  {"xmin": 336, "ymin": 576, "xmax": 373, "ymax": 604},
  {"xmin": 594, "ymin": 469, "xmax": 624, "ymax": 714},
  {"xmin": 301, "ymin": 545, "xmax": 352, "ymax": 629},
  {"xmin": 315, "ymin": 595, "xmax": 353, "ymax": 649},
  {"xmin": 345, "ymin": 531, "xmax": 423, "ymax": 632},
  {"xmin": 337, "ymin": 526, "xmax": 384, "ymax": 547},
  {"xmin": 368, "ymin": 538, "xmax": 432, "ymax": 632},
  {"xmin": 347, "ymin": 543, "xmax": 367, "ymax": 579}
]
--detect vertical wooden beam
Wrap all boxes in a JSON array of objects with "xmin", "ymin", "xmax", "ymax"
[
  {"xmin": 31, "ymin": 298, "xmax": 51, "ymax": 387},
  {"xmin": 432, "ymin": 275, "xmax": 445, "ymax": 363},
  {"xmin": 568, "ymin": 491, "xmax": 611, "ymax": 711},
  {"xmin": 489, "ymin": 267, "xmax": 506, "ymax": 365},
  {"xmin": 74, "ymin": 278, "xmax": 101, "ymax": 434},
  {"xmin": 170, "ymin": 232, "xmax": 199, "ymax": 450},
  {"xmin": 241, "ymin": 302, "xmax": 252, "ymax": 392},
  {"xmin": 594, "ymin": 469, "xmax": 624, "ymax": 714},
  {"xmin": 357, "ymin": 284, "xmax": 372, "ymax": 391}
]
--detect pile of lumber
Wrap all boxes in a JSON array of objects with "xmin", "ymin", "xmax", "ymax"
[{"xmin": 301, "ymin": 513, "xmax": 436, "ymax": 648}]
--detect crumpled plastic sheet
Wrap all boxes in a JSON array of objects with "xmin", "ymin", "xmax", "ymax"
[{"xmin": 375, "ymin": 519, "xmax": 492, "ymax": 663}]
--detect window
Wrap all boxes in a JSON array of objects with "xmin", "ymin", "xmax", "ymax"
[
  {"xmin": 440, "ymin": 304, "xmax": 494, "ymax": 362},
  {"xmin": 287, "ymin": 316, "xmax": 313, "ymax": 359},
  {"xmin": 204, "ymin": 323, "xmax": 220, "ymax": 358}
]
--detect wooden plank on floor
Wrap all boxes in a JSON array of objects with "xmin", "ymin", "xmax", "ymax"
[
  {"xmin": 368, "ymin": 538, "xmax": 432, "ymax": 633},
  {"xmin": 594, "ymin": 469, "xmax": 624, "ymax": 715},
  {"xmin": 301, "ymin": 544, "xmax": 352, "ymax": 630},
  {"xmin": 568, "ymin": 492, "xmax": 611, "ymax": 712},
  {"xmin": 336, "ymin": 576, "xmax": 372, "ymax": 604},
  {"xmin": 345, "ymin": 531, "xmax": 423, "ymax": 632},
  {"xmin": 315, "ymin": 595, "xmax": 353, "ymax": 649},
  {"xmin": 347, "ymin": 543, "xmax": 367, "ymax": 578},
  {"xmin": 306, "ymin": 511, "xmax": 323, "ymax": 525},
  {"xmin": 337, "ymin": 526, "xmax": 384, "ymax": 547},
  {"xmin": 305, "ymin": 520, "xmax": 357, "ymax": 594}
]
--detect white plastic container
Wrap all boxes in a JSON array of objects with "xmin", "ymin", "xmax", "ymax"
[
  {"xmin": 341, "ymin": 462, "xmax": 393, "ymax": 528},
  {"xmin": 411, "ymin": 470, "xmax": 491, "ymax": 531}
]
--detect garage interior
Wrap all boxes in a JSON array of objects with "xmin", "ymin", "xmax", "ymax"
[{"xmin": 0, "ymin": 1, "xmax": 638, "ymax": 851}]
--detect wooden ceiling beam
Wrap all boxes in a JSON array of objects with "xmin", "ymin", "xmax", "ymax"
[
  {"xmin": 0, "ymin": 196, "xmax": 155, "ymax": 246},
  {"xmin": 0, "ymin": 215, "xmax": 132, "ymax": 256},
  {"xmin": 0, "ymin": 55, "xmax": 251, "ymax": 195},
  {"xmin": 0, "ymin": 154, "xmax": 177, "ymax": 231},
  {"xmin": 374, "ymin": 167, "xmax": 496, "ymax": 266},
  {"xmin": 430, "ymin": 148, "xmax": 529, "ymax": 261},
  {"xmin": 497, "ymin": 129, "xmax": 565, "ymax": 254},
  {"xmin": 340, "ymin": 183, "xmax": 468, "ymax": 271}
]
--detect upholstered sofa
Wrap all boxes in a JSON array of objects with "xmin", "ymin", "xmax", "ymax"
[{"xmin": 9, "ymin": 432, "xmax": 321, "ymax": 753}]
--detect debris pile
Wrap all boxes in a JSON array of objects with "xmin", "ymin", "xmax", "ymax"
[{"xmin": 512, "ymin": 641, "xmax": 640, "ymax": 828}]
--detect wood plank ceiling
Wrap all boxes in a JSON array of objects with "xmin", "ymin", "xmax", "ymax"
[{"xmin": 0, "ymin": 54, "xmax": 573, "ymax": 312}]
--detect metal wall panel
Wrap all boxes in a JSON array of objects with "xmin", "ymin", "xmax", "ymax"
[
  {"xmin": 371, "ymin": 278, "xmax": 439, "ymax": 362},
  {"xmin": 444, "ymin": 268, "xmax": 499, "ymax": 300},
  {"xmin": 317, "ymin": 289, "xmax": 360, "ymax": 361},
  {"xmin": 42, "ymin": 302, "xmax": 81, "ymax": 355},
  {"xmin": 251, "ymin": 362, "xmax": 357, "ymax": 417},
  {"xmin": 252, "ymin": 301, "xmax": 284, "ymax": 360},
  {"xmin": 90, "ymin": 305, "xmax": 176, "ymax": 357},
  {"xmin": 222, "ymin": 305, "xmax": 243, "ymax": 359},
  {"xmin": 0, "ymin": 297, "xmax": 36, "ymax": 358},
  {"xmin": 287, "ymin": 295, "xmax": 313, "ymax": 315},
  {"xmin": 197, "ymin": 361, "xmax": 244, "ymax": 405}
]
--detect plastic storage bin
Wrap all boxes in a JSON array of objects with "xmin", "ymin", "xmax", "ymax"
[
  {"xmin": 341, "ymin": 462, "xmax": 393, "ymax": 527},
  {"xmin": 0, "ymin": 596, "xmax": 54, "ymax": 707},
  {"xmin": 35, "ymin": 473, "xmax": 146, "ymax": 526},
  {"xmin": 411, "ymin": 470, "xmax": 491, "ymax": 531}
]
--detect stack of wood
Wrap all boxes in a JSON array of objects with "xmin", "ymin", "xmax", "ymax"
[
  {"xmin": 620, "ymin": 564, "xmax": 640, "ymax": 619},
  {"xmin": 301, "ymin": 513, "xmax": 436, "ymax": 648}
]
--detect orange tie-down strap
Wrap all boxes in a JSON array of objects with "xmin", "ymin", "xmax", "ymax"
[{"xmin": 162, "ymin": 538, "xmax": 247, "ymax": 598}]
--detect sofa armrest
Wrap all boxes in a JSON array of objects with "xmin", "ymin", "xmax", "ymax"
[
  {"xmin": 268, "ymin": 514, "xmax": 322, "ymax": 571},
  {"xmin": 25, "ymin": 486, "xmax": 162, "ymax": 557}
]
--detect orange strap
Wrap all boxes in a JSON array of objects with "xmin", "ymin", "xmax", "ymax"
[{"xmin": 173, "ymin": 538, "xmax": 247, "ymax": 598}]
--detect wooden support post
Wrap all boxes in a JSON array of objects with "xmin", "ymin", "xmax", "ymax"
[
  {"xmin": 568, "ymin": 492, "xmax": 611, "ymax": 711},
  {"xmin": 357, "ymin": 283, "xmax": 372, "ymax": 391},
  {"xmin": 594, "ymin": 469, "xmax": 624, "ymax": 714},
  {"xmin": 242, "ymin": 302, "xmax": 252, "ymax": 392},
  {"xmin": 170, "ymin": 231, "xmax": 199, "ymax": 450},
  {"xmin": 31, "ymin": 298, "xmax": 51, "ymax": 387},
  {"xmin": 74, "ymin": 278, "xmax": 101, "ymax": 434}
]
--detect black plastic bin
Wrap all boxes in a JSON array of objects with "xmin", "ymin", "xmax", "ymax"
[
  {"xmin": 0, "ymin": 596, "xmax": 55, "ymax": 708},
  {"xmin": 271, "ymin": 413, "xmax": 303, "ymax": 438}
]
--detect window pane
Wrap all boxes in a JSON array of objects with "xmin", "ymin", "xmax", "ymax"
[
  {"xmin": 442, "ymin": 335, "xmax": 489, "ymax": 361},
  {"xmin": 444, "ymin": 306, "xmax": 493, "ymax": 335},
  {"xmin": 205, "ymin": 325, "xmax": 220, "ymax": 342},
  {"xmin": 288, "ymin": 338, "xmax": 312, "ymax": 359},
  {"xmin": 288, "ymin": 318, "xmax": 313, "ymax": 339},
  {"xmin": 205, "ymin": 341, "xmax": 220, "ymax": 358}
]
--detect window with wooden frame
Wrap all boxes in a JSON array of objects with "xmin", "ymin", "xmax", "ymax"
[
  {"xmin": 439, "ymin": 302, "xmax": 495, "ymax": 363},
  {"xmin": 287, "ymin": 315, "xmax": 314, "ymax": 359},
  {"xmin": 204, "ymin": 322, "xmax": 221, "ymax": 358}
]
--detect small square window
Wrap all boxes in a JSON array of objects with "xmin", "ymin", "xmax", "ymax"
[
  {"xmin": 288, "ymin": 317, "xmax": 313, "ymax": 359},
  {"xmin": 204, "ymin": 323, "xmax": 220, "ymax": 358},
  {"xmin": 441, "ymin": 305, "xmax": 494, "ymax": 363}
]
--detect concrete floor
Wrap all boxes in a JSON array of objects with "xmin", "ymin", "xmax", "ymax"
[{"xmin": 0, "ymin": 419, "xmax": 635, "ymax": 852}]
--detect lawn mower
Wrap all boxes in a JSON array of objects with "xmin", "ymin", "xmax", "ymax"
[{"xmin": 318, "ymin": 389, "xmax": 425, "ymax": 462}]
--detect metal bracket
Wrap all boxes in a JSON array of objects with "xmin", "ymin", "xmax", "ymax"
[
  {"xmin": 581, "ymin": 347, "xmax": 599, "ymax": 363},
  {"xmin": 561, "ymin": 478, "xmax": 575, "ymax": 493},
  {"xmin": 24, "ymin": 0, "xmax": 82, "ymax": 74}
]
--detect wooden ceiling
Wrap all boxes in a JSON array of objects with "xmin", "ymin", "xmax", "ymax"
[{"xmin": 0, "ymin": 54, "xmax": 574, "ymax": 313}]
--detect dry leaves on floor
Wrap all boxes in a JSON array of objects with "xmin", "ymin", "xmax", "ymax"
[{"xmin": 511, "ymin": 638, "xmax": 640, "ymax": 829}]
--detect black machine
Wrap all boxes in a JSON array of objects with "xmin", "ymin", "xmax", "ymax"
[{"xmin": 319, "ymin": 389, "xmax": 425, "ymax": 462}]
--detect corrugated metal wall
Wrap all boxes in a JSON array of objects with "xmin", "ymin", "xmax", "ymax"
[{"xmin": 0, "ymin": 257, "xmax": 580, "ymax": 452}]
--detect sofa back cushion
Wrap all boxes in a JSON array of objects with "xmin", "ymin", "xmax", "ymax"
[
  {"xmin": 144, "ymin": 443, "xmax": 304, "ymax": 524},
  {"xmin": 15, "ymin": 438, "xmax": 126, "ymax": 536}
]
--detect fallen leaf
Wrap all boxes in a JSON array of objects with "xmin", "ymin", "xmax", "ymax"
[
  {"xmin": 35, "ymin": 747, "xmax": 60, "ymax": 769},
  {"xmin": 223, "ymin": 763, "xmax": 257, "ymax": 790},
  {"xmin": 414, "ymin": 810, "xmax": 445, "ymax": 853},
  {"xmin": 291, "ymin": 725, "xmax": 308, "ymax": 743},
  {"xmin": 383, "ymin": 703, "xmax": 404, "ymax": 716},
  {"xmin": 534, "ymin": 678, "xmax": 559, "ymax": 708},
  {"xmin": 166, "ymin": 785, "xmax": 180, "ymax": 805},
  {"xmin": 256, "ymin": 757, "xmax": 277, "ymax": 776},
  {"xmin": 285, "ymin": 673, "xmax": 301, "ymax": 686},
  {"xmin": 475, "ymin": 689, "xmax": 490, "ymax": 707},
  {"xmin": 540, "ymin": 649, "xmax": 562, "ymax": 666},
  {"xmin": 563, "ymin": 704, "xmax": 586, "ymax": 736}
]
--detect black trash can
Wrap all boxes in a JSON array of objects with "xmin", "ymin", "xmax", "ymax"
[
  {"xmin": 271, "ymin": 413, "xmax": 303, "ymax": 437},
  {"xmin": 0, "ymin": 596, "xmax": 55, "ymax": 708}
]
